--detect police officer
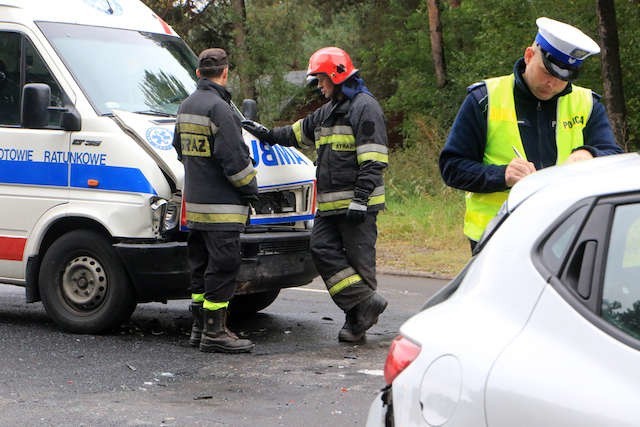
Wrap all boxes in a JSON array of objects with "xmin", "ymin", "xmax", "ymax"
[
  {"xmin": 173, "ymin": 48, "xmax": 258, "ymax": 353},
  {"xmin": 439, "ymin": 17, "xmax": 623, "ymax": 251},
  {"xmin": 243, "ymin": 47, "xmax": 388, "ymax": 342}
]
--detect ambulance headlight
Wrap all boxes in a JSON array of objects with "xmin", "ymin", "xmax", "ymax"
[
  {"xmin": 163, "ymin": 200, "xmax": 180, "ymax": 231},
  {"xmin": 150, "ymin": 198, "xmax": 168, "ymax": 234}
]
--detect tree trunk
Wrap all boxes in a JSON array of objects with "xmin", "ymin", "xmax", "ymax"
[
  {"xmin": 427, "ymin": 0, "xmax": 447, "ymax": 88},
  {"xmin": 596, "ymin": 0, "xmax": 629, "ymax": 151},
  {"xmin": 231, "ymin": 0, "xmax": 255, "ymax": 100}
]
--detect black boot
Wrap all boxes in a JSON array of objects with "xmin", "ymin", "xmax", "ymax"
[
  {"xmin": 189, "ymin": 302, "xmax": 203, "ymax": 347},
  {"xmin": 338, "ymin": 293, "xmax": 388, "ymax": 343},
  {"xmin": 199, "ymin": 307, "xmax": 254, "ymax": 354}
]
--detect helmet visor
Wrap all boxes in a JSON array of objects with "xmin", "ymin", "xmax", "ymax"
[{"xmin": 540, "ymin": 48, "xmax": 580, "ymax": 81}]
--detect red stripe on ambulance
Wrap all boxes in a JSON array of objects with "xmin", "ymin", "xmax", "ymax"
[{"xmin": 0, "ymin": 236, "xmax": 27, "ymax": 261}]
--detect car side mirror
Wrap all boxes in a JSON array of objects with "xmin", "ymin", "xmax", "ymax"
[
  {"xmin": 21, "ymin": 82, "xmax": 81, "ymax": 131},
  {"xmin": 242, "ymin": 99, "xmax": 258, "ymax": 121}
]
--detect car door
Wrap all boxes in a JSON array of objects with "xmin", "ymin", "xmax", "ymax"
[
  {"xmin": 0, "ymin": 28, "xmax": 72, "ymax": 279},
  {"xmin": 484, "ymin": 194, "xmax": 640, "ymax": 427}
]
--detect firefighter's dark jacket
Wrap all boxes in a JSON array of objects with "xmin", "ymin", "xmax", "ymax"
[
  {"xmin": 439, "ymin": 58, "xmax": 623, "ymax": 193},
  {"xmin": 173, "ymin": 78, "xmax": 257, "ymax": 231},
  {"xmin": 270, "ymin": 87, "xmax": 388, "ymax": 216}
]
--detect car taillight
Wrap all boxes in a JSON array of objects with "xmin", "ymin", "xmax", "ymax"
[{"xmin": 384, "ymin": 335, "xmax": 421, "ymax": 385}]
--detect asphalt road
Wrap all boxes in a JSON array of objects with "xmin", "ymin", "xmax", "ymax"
[{"xmin": 0, "ymin": 274, "xmax": 447, "ymax": 427}]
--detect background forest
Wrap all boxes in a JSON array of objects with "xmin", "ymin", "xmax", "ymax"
[{"xmin": 143, "ymin": 0, "xmax": 640, "ymax": 275}]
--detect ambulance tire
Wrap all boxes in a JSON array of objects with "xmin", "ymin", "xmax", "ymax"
[
  {"xmin": 229, "ymin": 289, "xmax": 280, "ymax": 317},
  {"xmin": 39, "ymin": 230, "xmax": 136, "ymax": 334}
]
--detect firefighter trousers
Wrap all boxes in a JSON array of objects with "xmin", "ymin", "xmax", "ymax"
[
  {"xmin": 187, "ymin": 229, "xmax": 241, "ymax": 303},
  {"xmin": 310, "ymin": 213, "xmax": 378, "ymax": 312}
]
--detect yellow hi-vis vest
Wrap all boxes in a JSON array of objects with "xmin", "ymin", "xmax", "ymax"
[{"xmin": 463, "ymin": 74, "xmax": 593, "ymax": 241}]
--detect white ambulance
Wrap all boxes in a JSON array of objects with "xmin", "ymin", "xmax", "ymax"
[{"xmin": 0, "ymin": 0, "xmax": 317, "ymax": 333}]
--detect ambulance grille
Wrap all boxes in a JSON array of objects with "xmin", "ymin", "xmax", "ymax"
[{"xmin": 257, "ymin": 240, "xmax": 309, "ymax": 255}]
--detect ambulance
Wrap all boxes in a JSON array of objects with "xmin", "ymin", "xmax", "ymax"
[{"xmin": 0, "ymin": 0, "xmax": 318, "ymax": 333}]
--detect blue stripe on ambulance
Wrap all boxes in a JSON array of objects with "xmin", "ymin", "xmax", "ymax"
[
  {"xmin": 0, "ymin": 160, "xmax": 67, "ymax": 186},
  {"xmin": 250, "ymin": 214, "xmax": 315, "ymax": 225},
  {"xmin": 70, "ymin": 164, "xmax": 156, "ymax": 194},
  {"xmin": 0, "ymin": 160, "xmax": 156, "ymax": 194}
]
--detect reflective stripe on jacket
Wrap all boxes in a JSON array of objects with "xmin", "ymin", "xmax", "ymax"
[{"xmin": 464, "ymin": 74, "xmax": 593, "ymax": 241}]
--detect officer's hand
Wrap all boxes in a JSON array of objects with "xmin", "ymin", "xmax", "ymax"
[
  {"xmin": 242, "ymin": 120, "xmax": 275, "ymax": 144},
  {"xmin": 566, "ymin": 149, "xmax": 594, "ymax": 163},
  {"xmin": 346, "ymin": 201, "xmax": 367, "ymax": 224},
  {"xmin": 505, "ymin": 158, "xmax": 536, "ymax": 187}
]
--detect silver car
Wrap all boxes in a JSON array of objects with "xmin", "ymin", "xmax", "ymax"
[{"xmin": 367, "ymin": 152, "xmax": 640, "ymax": 427}]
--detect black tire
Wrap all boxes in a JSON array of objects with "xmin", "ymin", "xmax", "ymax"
[
  {"xmin": 39, "ymin": 230, "xmax": 136, "ymax": 334},
  {"xmin": 229, "ymin": 289, "xmax": 280, "ymax": 317}
]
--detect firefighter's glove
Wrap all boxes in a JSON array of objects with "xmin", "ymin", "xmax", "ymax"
[
  {"xmin": 242, "ymin": 120, "xmax": 276, "ymax": 144},
  {"xmin": 346, "ymin": 190, "xmax": 368, "ymax": 224}
]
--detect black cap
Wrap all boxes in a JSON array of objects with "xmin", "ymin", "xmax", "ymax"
[{"xmin": 198, "ymin": 48, "xmax": 228, "ymax": 70}]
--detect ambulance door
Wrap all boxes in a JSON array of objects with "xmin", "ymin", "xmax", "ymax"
[{"xmin": 0, "ymin": 30, "xmax": 71, "ymax": 279}]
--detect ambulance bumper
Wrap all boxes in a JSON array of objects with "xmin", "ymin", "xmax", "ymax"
[{"xmin": 114, "ymin": 230, "xmax": 317, "ymax": 302}]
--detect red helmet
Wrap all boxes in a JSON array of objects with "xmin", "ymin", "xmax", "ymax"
[{"xmin": 306, "ymin": 47, "xmax": 358, "ymax": 84}]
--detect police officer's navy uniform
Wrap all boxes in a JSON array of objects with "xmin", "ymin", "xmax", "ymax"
[{"xmin": 439, "ymin": 17, "xmax": 623, "ymax": 244}]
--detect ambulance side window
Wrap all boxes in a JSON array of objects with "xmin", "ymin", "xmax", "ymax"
[
  {"xmin": 0, "ymin": 31, "xmax": 65, "ymax": 128},
  {"xmin": 0, "ymin": 32, "xmax": 21, "ymax": 125}
]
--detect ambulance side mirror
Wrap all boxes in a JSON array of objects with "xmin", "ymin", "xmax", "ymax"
[
  {"xmin": 21, "ymin": 83, "xmax": 82, "ymax": 131},
  {"xmin": 242, "ymin": 98, "xmax": 258, "ymax": 121},
  {"xmin": 21, "ymin": 83, "xmax": 50, "ymax": 129}
]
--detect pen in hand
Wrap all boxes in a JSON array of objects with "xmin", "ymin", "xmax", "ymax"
[{"xmin": 512, "ymin": 146, "xmax": 524, "ymax": 159}]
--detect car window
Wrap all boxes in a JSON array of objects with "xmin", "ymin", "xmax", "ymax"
[
  {"xmin": 601, "ymin": 203, "xmax": 640, "ymax": 340},
  {"xmin": 0, "ymin": 31, "xmax": 65, "ymax": 127},
  {"xmin": 539, "ymin": 205, "xmax": 589, "ymax": 275}
]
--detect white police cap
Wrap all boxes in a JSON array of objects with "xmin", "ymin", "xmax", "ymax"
[{"xmin": 535, "ymin": 17, "xmax": 600, "ymax": 81}]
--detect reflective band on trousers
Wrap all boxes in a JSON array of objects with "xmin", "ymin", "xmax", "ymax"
[
  {"xmin": 327, "ymin": 267, "xmax": 363, "ymax": 296},
  {"xmin": 203, "ymin": 300, "xmax": 229, "ymax": 311},
  {"xmin": 192, "ymin": 293, "xmax": 205, "ymax": 303},
  {"xmin": 185, "ymin": 202, "xmax": 249, "ymax": 224},
  {"xmin": 463, "ymin": 74, "xmax": 593, "ymax": 241}
]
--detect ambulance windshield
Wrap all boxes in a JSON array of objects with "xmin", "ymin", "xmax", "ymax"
[{"xmin": 37, "ymin": 22, "xmax": 198, "ymax": 116}]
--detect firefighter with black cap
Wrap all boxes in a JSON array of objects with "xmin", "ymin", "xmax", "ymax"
[
  {"xmin": 439, "ymin": 17, "xmax": 623, "ymax": 252},
  {"xmin": 173, "ymin": 47, "xmax": 258, "ymax": 353},
  {"xmin": 243, "ymin": 47, "xmax": 388, "ymax": 343}
]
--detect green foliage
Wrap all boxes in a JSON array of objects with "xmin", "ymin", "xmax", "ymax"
[{"xmin": 142, "ymin": 0, "xmax": 640, "ymax": 156}]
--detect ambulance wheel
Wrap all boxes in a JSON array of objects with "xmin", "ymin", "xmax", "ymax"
[
  {"xmin": 229, "ymin": 290, "xmax": 280, "ymax": 316},
  {"xmin": 39, "ymin": 230, "xmax": 136, "ymax": 334}
]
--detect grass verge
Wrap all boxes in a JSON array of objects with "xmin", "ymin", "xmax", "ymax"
[{"xmin": 377, "ymin": 190, "xmax": 469, "ymax": 278}]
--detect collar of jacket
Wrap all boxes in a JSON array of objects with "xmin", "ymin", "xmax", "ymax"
[
  {"xmin": 327, "ymin": 97, "xmax": 351, "ymax": 117},
  {"xmin": 513, "ymin": 57, "xmax": 572, "ymax": 103},
  {"xmin": 197, "ymin": 78, "xmax": 232, "ymax": 103}
]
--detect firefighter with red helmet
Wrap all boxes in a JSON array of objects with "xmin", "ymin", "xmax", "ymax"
[{"xmin": 243, "ymin": 47, "xmax": 388, "ymax": 342}]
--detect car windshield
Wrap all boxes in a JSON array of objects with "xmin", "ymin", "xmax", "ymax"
[{"xmin": 37, "ymin": 22, "xmax": 198, "ymax": 116}]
